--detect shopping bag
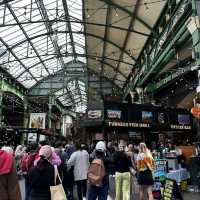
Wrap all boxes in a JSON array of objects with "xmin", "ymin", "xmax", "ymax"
[{"xmin": 50, "ymin": 165, "xmax": 67, "ymax": 200}]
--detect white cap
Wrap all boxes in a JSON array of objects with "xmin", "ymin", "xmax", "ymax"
[{"xmin": 95, "ymin": 141, "xmax": 106, "ymax": 152}]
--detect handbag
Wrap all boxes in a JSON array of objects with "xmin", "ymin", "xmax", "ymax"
[{"xmin": 50, "ymin": 165, "xmax": 67, "ymax": 200}]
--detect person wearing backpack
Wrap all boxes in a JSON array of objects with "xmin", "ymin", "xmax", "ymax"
[{"xmin": 88, "ymin": 141, "xmax": 110, "ymax": 200}]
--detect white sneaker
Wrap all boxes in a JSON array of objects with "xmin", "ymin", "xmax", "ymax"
[
  {"xmin": 83, "ymin": 197, "xmax": 86, "ymax": 200},
  {"xmin": 107, "ymin": 195, "xmax": 113, "ymax": 200}
]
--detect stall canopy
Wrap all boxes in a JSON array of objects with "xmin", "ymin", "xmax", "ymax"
[{"xmin": 0, "ymin": 0, "xmax": 167, "ymax": 113}]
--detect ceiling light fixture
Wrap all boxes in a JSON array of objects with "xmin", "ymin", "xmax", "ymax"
[
  {"xmin": 114, "ymin": 8, "xmax": 118, "ymax": 17},
  {"xmin": 86, "ymin": 9, "xmax": 90, "ymax": 18}
]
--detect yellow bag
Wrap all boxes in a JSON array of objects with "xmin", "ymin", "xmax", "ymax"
[{"xmin": 50, "ymin": 165, "xmax": 67, "ymax": 200}]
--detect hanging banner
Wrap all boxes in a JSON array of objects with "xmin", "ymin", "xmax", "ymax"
[
  {"xmin": 29, "ymin": 113, "xmax": 46, "ymax": 129},
  {"xmin": 107, "ymin": 109, "xmax": 122, "ymax": 119},
  {"xmin": 88, "ymin": 110, "xmax": 102, "ymax": 119}
]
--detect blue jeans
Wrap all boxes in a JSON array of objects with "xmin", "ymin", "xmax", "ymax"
[
  {"xmin": 25, "ymin": 176, "xmax": 31, "ymax": 200},
  {"xmin": 88, "ymin": 184, "xmax": 109, "ymax": 200}
]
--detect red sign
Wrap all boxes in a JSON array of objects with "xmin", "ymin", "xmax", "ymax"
[{"xmin": 191, "ymin": 107, "xmax": 200, "ymax": 119}]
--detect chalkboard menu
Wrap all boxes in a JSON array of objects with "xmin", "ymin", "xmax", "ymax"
[{"xmin": 163, "ymin": 179, "xmax": 174, "ymax": 200}]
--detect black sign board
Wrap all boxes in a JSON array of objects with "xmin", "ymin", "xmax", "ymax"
[
  {"xmin": 104, "ymin": 101, "xmax": 192, "ymax": 131},
  {"xmin": 162, "ymin": 178, "xmax": 183, "ymax": 200}
]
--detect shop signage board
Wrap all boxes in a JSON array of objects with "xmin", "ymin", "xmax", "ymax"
[
  {"xmin": 107, "ymin": 109, "xmax": 121, "ymax": 119},
  {"xmin": 107, "ymin": 121, "xmax": 150, "ymax": 128},
  {"xmin": 104, "ymin": 101, "xmax": 193, "ymax": 131},
  {"xmin": 170, "ymin": 125, "xmax": 191, "ymax": 130},
  {"xmin": 87, "ymin": 110, "xmax": 102, "ymax": 119}
]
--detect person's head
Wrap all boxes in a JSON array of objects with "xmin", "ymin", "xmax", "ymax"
[
  {"xmin": 107, "ymin": 141, "xmax": 113, "ymax": 149},
  {"xmin": 28, "ymin": 142, "xmax": 38, "ymax": 152},
  {"xmin": 95, "ymin": 141, "xmax": 106, "ymax": 152},
  {"xmin": 128, "ymin": 144, "xmax": 133, "ymax": 152},
  {"xmin": 39, "ymin": 140, "xmax": 47, "ymax": 148},
  {"xmin": 55, "ymin": 141, "xmax": 63, "ymax": 149},
  {"xmin": 118, "ymin": 139, "xmax": 126, "ymax": 151},
  {"xmin": 118, "ymin": 143, "xmax": 126, "ymax": 152},
  {"xmin": 75, "ymin": 142, "xmax": 82, "ymax": 150},
  {"xmin": 15, "ymin": 145, "xmax": 23, "ymax": 156},
  {"xmin": 81, "ymin": 143, "xmax": 87, "ymax": 151},
  {"xmin": 39, "ymin": 145, "xmax": 53, "ymax": 161},
  {"xmin": 139, "ymin": 142, "xmax": 148, "ymax": 153}
]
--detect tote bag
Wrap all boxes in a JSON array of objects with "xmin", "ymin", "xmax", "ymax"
[{"xmin": 50, "ymin": 165, "xmax": 67, "ymax": 200}]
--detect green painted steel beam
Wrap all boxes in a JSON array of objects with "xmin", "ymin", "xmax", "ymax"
[
  {"xmin": 123, "ymin": 0, "xmax": 191, "ymax": 97},
  {"xmin": 138, "ymin": 26, "xmax": 190, "ymax": 85},
  {"xmin": 49, "ymin": 95, "xmax": 64, "ymax": 113},
  {"xmin": 0, "ymin": 79, "xmax": 24, "ymax": 100},
  {"xmin": 124, "ymin": 21, "xmax": 190, "ymax": 97},
  {"xmin": 145, "ymin": 64, "xmax": 193, "ymax": 93}
]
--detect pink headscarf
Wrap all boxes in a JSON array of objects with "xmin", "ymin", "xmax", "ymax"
[
  {"xmin": 34, "ymin": 145, "xmax": 61, "ymax": 166},
  {"xmin": 39, "ymin": 145, "xmax": 52, "ymax": 160}
]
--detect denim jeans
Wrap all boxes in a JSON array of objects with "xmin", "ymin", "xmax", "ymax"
[
  {"xmin": 115, "ymin": 172, "xmax": 130, "ymax": 200},
  {"xmin": 64, "ymin": 186, "xmax": 74, "ymax": 200},
  {"xmin": 25, "ymin": 176, "xmax": 31, "ymax": 200},
  {"xmin": 88, "ymin": 183, "xmax": 109, "ymax": 200}
]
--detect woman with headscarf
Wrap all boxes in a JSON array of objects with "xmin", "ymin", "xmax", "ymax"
[
  {"xmin": 136, "ymin": 143, "xmax": 154, "ymax": 200},
  {"xmin": 28, "ymin": 145, "xmax": 55, "ymax": 200}
]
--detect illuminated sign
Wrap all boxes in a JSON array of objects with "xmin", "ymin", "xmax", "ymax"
[
  {"xmin": 107, "ymin": 110, "xmax": 121, "ymax": 119},
  {"xmin": 88, "ymin": 110, "xmax": 102, "ymax": 119},
  {"xmin": 170, "ymin": 125, "xmax": 191, "ymax": 130},
  {"xmin": 107, "ymin": 121, "xmax": 150, "ymax": 128}
]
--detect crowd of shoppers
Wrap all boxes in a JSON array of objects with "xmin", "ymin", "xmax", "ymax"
[{"xmin": 0, "ymin": 140, "xmax": 155, "ymax": 200}]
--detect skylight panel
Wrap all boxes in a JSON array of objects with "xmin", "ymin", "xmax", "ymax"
[
  {"xmin": 43, "ymin": 0, "xmax": 63, "ymax": 20},
  {"xmin": 10, "ymin": 0, "xmax": 31, "ymax": 8},
  {"xmin": 17, "ymin": 72, "xmax": 36, "ymax": 88},
  {"xmin": 75, "ymin": 45, "xmax": 84, "ymax": 54},
  {"xmin": 71, "ymin": 22, "xmax": 82, "ymax": 32},
  {"xmin": 22, "ymin": 23, "xmax": 46, "ymax": 37},
  {"xmin": 77, "ymin": 57, "xmax": 86, "ymax": 63},
  {"xmin": 0, "ymin": 26, "xmax": 23, "ymax": 43},
  {"xmin": 63, "ymin": 56, "xmax": 73, "ymax": 63},
  {"xmin": 3, "ymin": 62, "xmax": 24, "ymax": 77},
  {"xmin": 44, "ymin": 58, "xmax": 62, "ymax": 71},
  {"xmin": 67, "ymin": 0, "xmax": 82, "ymax": 20}
]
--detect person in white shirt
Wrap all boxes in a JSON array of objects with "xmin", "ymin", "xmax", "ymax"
[{"xmin": 67, "ymin": 142, "xmax": 90, "ymax": 200}]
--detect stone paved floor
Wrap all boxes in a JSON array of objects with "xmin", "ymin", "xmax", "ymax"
[
  {"xmin": 19, "ymin": 178, "xmax": 200, "ymax": 200},
  {"xmin": 182, "ymin": 192, "xmax": 200, "ymax": 200}
]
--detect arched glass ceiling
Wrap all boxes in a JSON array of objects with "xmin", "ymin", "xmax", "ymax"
[
  {"xmin": 0, "ymin": 0, "xmax": 167, "ymax": 113},
  {"xmin": 0, "ymin": 0, "xmax": 85, "ymax": 88},
  {"xmin": 0, "ymin": 0, "xmax": 87, "ymax": 113}
]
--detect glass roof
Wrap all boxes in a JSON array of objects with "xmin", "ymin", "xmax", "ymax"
[{"xmin": 0, "ymin": 0, "xmax": 87, "ymax": 113}]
